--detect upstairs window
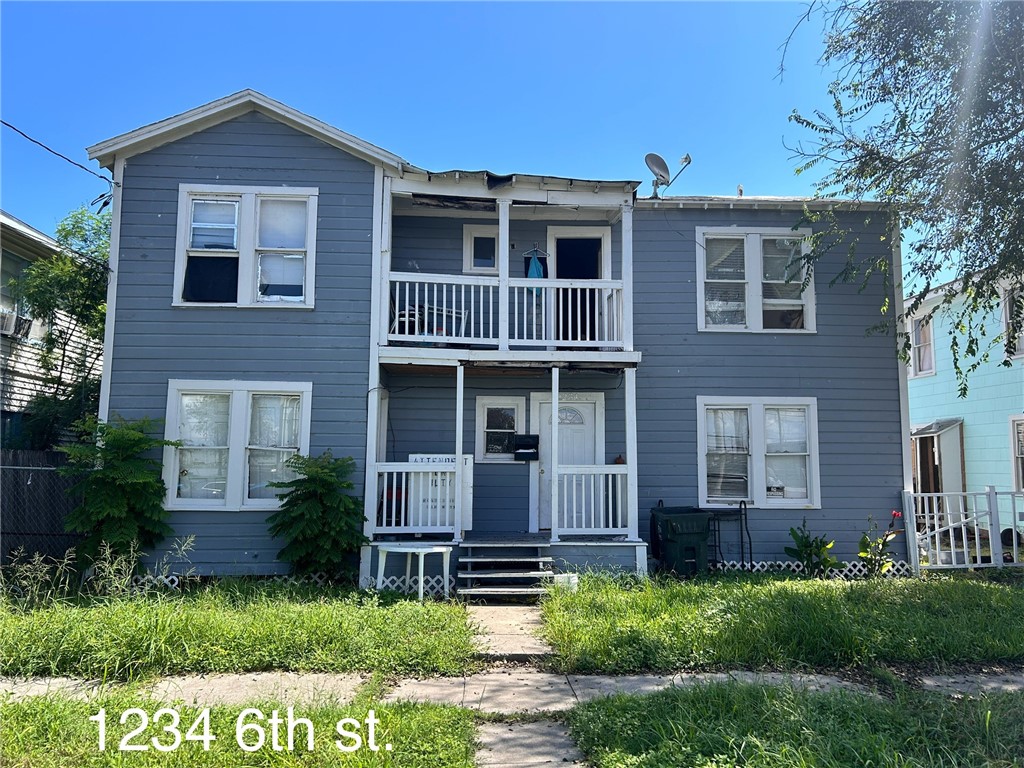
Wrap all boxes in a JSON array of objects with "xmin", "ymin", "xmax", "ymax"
[
  {"xmin": 463, "ymin": 224, "xmax": 498, "ymax": 275},
  {"xmin": 909, "ymin": 317, "xmax": 935, "ymax": 377},
  {"xmin": 1004, "ymin": 289, "xmax": 1022, "ymax": 358},
  {"xmin": 175, "ymin": 184, "xmax": 318, "ymax": 307},
  {"xmin": 697, "ymin": 228, "xmax": 815, "ymax": 332},
  {"xmin": 1013, "ymin": 418, "xmax": 1024, "ymax": 492}
]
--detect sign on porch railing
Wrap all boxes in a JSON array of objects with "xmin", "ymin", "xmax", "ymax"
[{"xmin": 409, "ymin": 455, "xmax": 474, "ymax": 532}]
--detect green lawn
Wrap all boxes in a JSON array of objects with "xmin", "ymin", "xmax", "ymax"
[
  {"xmin": 542, "ymin": 573, "xmax": 1024, "ymax": 672},
  {"xmin": 0, "ymin": 582, "xmax": 478, "ymax": 680},
  {"xmin": 0, "ymin": 691, "xmax": 476, "ymax": 768},
  {"xmin": 569, "ymin": 683, "xmax": 1024, "ymax": 768}
]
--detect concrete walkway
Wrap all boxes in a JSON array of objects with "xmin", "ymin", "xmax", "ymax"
[{"xmin": 467, "ymin": 605, "xmax": 553, "ymax": 661}]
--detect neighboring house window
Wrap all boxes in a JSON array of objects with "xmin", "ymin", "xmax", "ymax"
[
  {"xmin": 0, "ymin": 250, "xmax": 45, "ymax": 340},
  {"xmin": 697, "ymin": 228, "xmax": 816, "ymax": 332},
  {"xmin": 463, "ymin": 224, "xmax": 498, "ymax": 275},
  {"xmin": 909, "ymin": 317, "xmax": 935, "ymax": 376},
  {"xmin": 174, "ymin": 184, "xmax": 318, "ymax": 307},
  {"xmin": 163, "ymin": 380, "xmax": 312, "ymax": 510},
  {"xmin": 1013, "ymin": 418, "xmax": 1024, "ymax": 491},
  {"xmin": 1004, "ymin": 289, "xmax": 1022, "ymax": 358},
  {"xmin": 697, "ymin": 396, "xmax": 820, "ymax": 508},
  {"xmin": 475, "ymin": 396, "xmax": 525, "ymax": 462}
]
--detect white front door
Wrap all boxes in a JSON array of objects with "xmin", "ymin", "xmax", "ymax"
[{"xmin": 530, "ymin": 393, "xmax": 604, "ymax": 531}]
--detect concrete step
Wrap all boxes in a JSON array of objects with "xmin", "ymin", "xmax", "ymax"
[
  {"xmin": 458, "ymin": 585, "xmax": 549, "ymax": 596},
  {"xmin": 460, "ymin": 556, "xmax": 555, "ymax": 564},
  {"xmin": 463, "ymin": 540, "xmax": 551, "ymax": 549},
  {"xmin": 458, "ymin": 570, "xmax": 555, "ymax": 580}
]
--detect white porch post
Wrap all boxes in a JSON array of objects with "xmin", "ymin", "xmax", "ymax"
[
  {"xmin": 550, "ymin": 366, "xmax": 560, "ymax": 542},
  {"xmin": 379, "ymin": 176, "xmax": 393, "ymax": 344},
  {"xmin": 621, "ymin": 203, "xmax": 634, "ymax": 352},
  {"xmin": 624, "ymin": 367, "xmax": 640, "ymax": 541},
  {"xmin": 361, "ymin": 168, "xmax": 387, "ymax": 589},
  {"xmin": 497, "ymin": 199, "xmax": 511, "ymax": 351},
  {"xmin": 453, "ymin": 364, "xmax": 465, "ymax": 543}
]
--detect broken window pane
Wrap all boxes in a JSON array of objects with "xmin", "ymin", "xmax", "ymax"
[
  {"xmin": 258, "ymin": 253, "xmax": 305, "ymax": 301},
  {"xmin": 705, "ymin": 282, "xmax": 746, "ymax": 326},
  {"xmin": 485, "ymin": 431, "xmax": 516, "ymax": 455},
  {"xmin": 183, "ymin": 255, "xmax": 239, "ymax": 303}
]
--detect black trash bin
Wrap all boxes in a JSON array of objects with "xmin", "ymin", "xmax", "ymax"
[{"xmin": 650, "ymin": 505, "xmax": 711, "ymax": 576}]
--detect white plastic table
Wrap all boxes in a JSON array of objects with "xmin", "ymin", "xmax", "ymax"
[{"xmin": 375, "ymin": 543, "xmax": 452, "ymax": 601}]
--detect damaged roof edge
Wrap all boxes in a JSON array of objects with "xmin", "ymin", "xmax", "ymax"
[{"xmin": 636, "ymin": 195, "xmax": 892, "ymax": 210}]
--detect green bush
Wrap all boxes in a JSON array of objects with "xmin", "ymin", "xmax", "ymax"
[
  {"xmin": 784, "ymin": 518, "xmax": 838, "ymax": 577},
  {"xmin": 60, "ymin": 416, "xmax": 178, "ymax": 560},
  {"xmin": 267, "ymin": 451, "xmax": 368, "ymax": 577}
]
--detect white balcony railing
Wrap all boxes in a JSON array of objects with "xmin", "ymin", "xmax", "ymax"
[
  {"xmin": 553, "ymin": 464, "xmax": 629, "ymax": 538},
  {"xmin": 508, "ymin": 278, "xmax": 623, "ymax": 348},
  {"xmin": 376, "ymin": 462, "xmax": 458, "ymax": 534},
  {"xmin": 386, "ymin": 272, "xmax": 625, "ymax": 350}
]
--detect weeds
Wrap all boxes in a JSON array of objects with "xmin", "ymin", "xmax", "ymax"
[
  {"xmin": 569, "ymin": 683, "xmax": 1024, "ymax": 768},
  {"xmin": 542, "ymin": 572, "xmax": 1024, "ymax": 673}
]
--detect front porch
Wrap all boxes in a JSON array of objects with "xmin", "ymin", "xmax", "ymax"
[{"xmin": 358, "ymin": 363, "xmax": 645, "ymax": 586}]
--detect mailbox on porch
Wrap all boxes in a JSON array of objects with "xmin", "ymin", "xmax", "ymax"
[{"xmin": 514, "ymin": 434, "xmax": 539, "ymax": 461}]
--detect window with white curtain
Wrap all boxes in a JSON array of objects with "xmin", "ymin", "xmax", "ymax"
[
  {"xmin": 698, "ymin": 396, "xmax": 820, "ymax": 507},
  {"xmin": 164, "ymin": 380, "xmax": 312, "ymax": 510},
  {"xmin": 175, "ymin": 184, "xmax": 318, "ymax": 307},
  {"xmin": 697, "ymin": 227, "xmax": 815, "ymax": 332},
  {"xmin": 909, "ymin": 317, "xmax": 935, "ymax": 376}
]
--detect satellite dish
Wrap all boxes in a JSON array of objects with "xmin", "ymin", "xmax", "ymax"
[
  {"xmin": 645, "ymin": 152, "xmax": 692, "ymax": 198},
  {"xmin": 645, "ymin": 153, "xmax": 672, "ymax": 185}
]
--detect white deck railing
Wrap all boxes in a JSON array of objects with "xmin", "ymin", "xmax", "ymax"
[
  {"xmin": 386, "ymin": 272, "xmax": 625, "ymax": 350},
  {"xmin": 508, "ymin": 278, "xmax": 623, "ymax": 348},
  {"xmin": 904, "ymin": 488, "xmax": 1024, "ymax": 573},
  {"xmin": 553, "ymin": 465, "xmax": 629, "ymax": 538},
  {"xmin": 376, "ymin": 462, "xmax": 458, "ymax": 534}
]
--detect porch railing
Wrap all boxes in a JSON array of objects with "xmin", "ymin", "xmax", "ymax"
[
  {"xmin": 386, "ymin": 271, "xmax": 625, "ymax": 350},
  {"xmin": 376, "ymin": 462, "xmax": 458, "ymax": 534},
  {"xmin": 508, "ymin": 278, "xmax": 623, "ymax": 348},
  {"xmin": 903, "ymin": 488, "xmax": 1024, "ymax": 573},
  {"xmin": 553, "ymin": 465, "xmax": 629, "ymax": 538}
]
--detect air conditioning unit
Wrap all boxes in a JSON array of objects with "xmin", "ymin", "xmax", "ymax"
[{"xmin": 0, "ymin": 311, "xmax": 32, "ymax": 339}]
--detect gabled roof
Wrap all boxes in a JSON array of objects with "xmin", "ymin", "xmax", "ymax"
[
  {"xmin": 1, "ymin": 210, "xmax": 60, "ymax": 261},
  {"xmin": 87, "ymin": 89, "xmax": 414, "ymax": 172}
]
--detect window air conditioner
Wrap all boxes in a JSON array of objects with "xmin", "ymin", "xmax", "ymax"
[{"xmin": 0, "ymin": 311, "xmax": 32, "ymax": 339}]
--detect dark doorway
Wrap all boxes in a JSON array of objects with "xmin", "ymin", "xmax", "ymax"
[{"xmin": 555, "ymin": 238, "xmax": 601, "ymax": 343}]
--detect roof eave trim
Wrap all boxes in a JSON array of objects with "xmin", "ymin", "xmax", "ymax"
[{"xmin": 86, "ymin": 89, "xmax": 408, "ymax": 172}]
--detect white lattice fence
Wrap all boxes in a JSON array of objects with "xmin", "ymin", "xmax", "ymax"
[
  {"xmin": 715, "ymin": 560, "xmax": 914, "ymax": 579},
  {"xmin": 376, "ymin": 574, "xmax": 456, "ymax": 596}
]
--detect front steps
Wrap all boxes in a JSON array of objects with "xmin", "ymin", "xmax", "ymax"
[{"xmin": 458, "ymin": 539, "xmax": 555, "ymax": 598}]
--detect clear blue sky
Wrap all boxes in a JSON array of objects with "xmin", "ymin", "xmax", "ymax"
[{"xmin": 2, "ymin": 1, "xmax": 837, "ymax": 237}]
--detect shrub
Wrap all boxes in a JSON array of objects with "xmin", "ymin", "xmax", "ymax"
[
  {"xmin": 60, "ymin": 416, "xmax": 178, "ymax": 561},
  {"xmin": 858, "ymin": 510, "xmax": 903, "ymax": 578},
  {"xmin": 266, "ymin": 451, "xmax": 368, "ymax": 578}
]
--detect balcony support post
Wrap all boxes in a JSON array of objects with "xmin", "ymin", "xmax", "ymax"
[
  {"xmin": 550, "ymin": 365, "xmax": 560, "ymax": 542},
  {"xmin": 498, "ymin": 199, "xmax": 511, "ymax": 351},
  {"xmin": 454, "ymin": 364, "xmax": 465, "ymax": 543},
  {"xmin": 624, "ymin": 366, "xmax": 639, "ymax": 541},
  {"xmin": 621, "ymin": 203, "xmax": 634, "ymax": 351}
]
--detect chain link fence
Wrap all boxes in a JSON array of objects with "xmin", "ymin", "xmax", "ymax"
[{"xmin": 0, "ymin": 450, "xmax": 83, "ymax": 564}]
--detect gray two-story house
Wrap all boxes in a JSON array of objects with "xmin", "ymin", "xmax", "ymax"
[{"xmin": 87, "ymin": 91, "xmax": 910, "ymax": 591}]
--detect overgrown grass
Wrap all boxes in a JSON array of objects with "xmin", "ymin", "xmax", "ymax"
[
  {"xmin": 0, "ymin": 691, "xmax": 476, "ymax": 767},
  {"xmin": 0, "ymin": 581, "xmax": 478, "ymax": 680},
  {"xmin": 569, "ymin": 683, "xmax": 1024, "ymax": 767},
  {"xmin": 542, "ymin": 573, "xmax": 1024, "ymax": 672}
]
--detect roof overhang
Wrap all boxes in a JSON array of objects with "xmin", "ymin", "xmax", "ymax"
[
  {"xmin": 1, "ymin": 210, "xmax": 60, "ymax": 260},
  {"xmin": 635, "ymin": 195, "xmax": 890, "ymax": 212},
  {"xmin": 910, "ymin": 417, "xmax": 963, "ymax": 438},
  {"xmin": 86, "ymin": 89, "xmax": 413, "ymax": 172}
]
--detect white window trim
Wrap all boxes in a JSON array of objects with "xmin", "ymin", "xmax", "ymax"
[
  {"xmin": 163, "ymin": 379, "xmax": 313, "ymax": 511},
  {"xmin": 173, "ymin": 184, "xmax": 319, "ymax": 308},
  {"xmin": 475, "ymin": 396, "xmax": 526, "ymax": 463},
  {"xmin": 908, "ymin": 316, "xmax": 936, "ymax": 378},
  {"xmin": 696, "ymin": 395, "xmax": 821, "ymax": 509},
  {"xmin": 1011, "ymin": 415, "xmax": 1024, "ymax": 492},
  {"xmin": 546, "ymin": 225, "xmax": 613, "ymax": 279},
  {"xmin": 463, "ymin": 224, "xmax": 499, "ymax": 275},
  {"xmin": 696, "ymin": 227, "xmax": 816, "ymax": 333},
  {"xmin": 1003, "ymin": 289, "xmax": 1022, "ymax": 359}
]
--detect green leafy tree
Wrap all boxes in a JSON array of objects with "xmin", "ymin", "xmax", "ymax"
[
  {"xmin": 11, "ymin": 207, "xmax": 110, "ymax": 446},
  {"xmin": 788, "ymin": 1, "xmax": 1024, "ymax": 392},
  {"xmin": 267, "ymin": 451, "xmax": 368, "ymax": 577},
  {"xmin": 60, "ymin": 416, "xmax": 177, "ymax": 561}
]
